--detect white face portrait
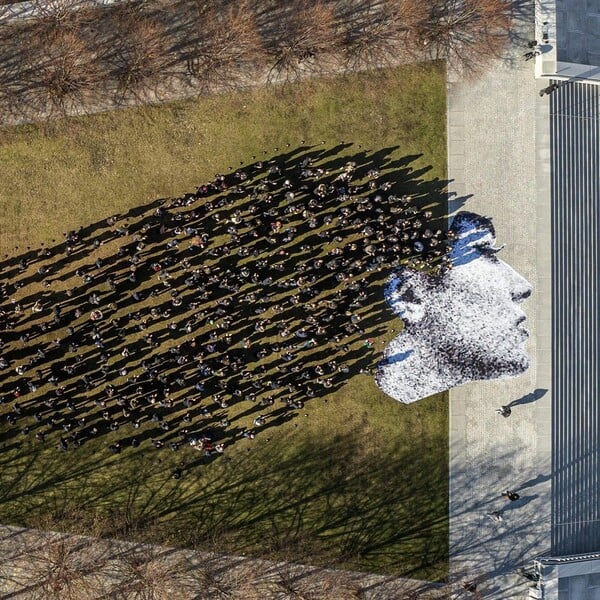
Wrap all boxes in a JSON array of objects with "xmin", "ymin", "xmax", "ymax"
[{"xmin": 376, "ymin": 212, "xmax": 532, "ymax": 404}]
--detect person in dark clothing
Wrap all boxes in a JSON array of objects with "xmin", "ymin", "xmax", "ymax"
[{"xmin": 502, "ymin": 490, "xmax": 520, "ymax": 501}]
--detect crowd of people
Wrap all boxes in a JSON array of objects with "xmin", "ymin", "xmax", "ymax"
[{"xmin": 0, "ymin": 143, "xmax": 450, "ymax": 474}]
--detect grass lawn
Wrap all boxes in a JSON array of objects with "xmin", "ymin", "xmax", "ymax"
[
  {"xmin": 0, "ymin": 64, "xmax": 446, "ymax": 257},
  {"xmin": 0, "ymin": 63, "xmax": 448, "ymax": 580}
]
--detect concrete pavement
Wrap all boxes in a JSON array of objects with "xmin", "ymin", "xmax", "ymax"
[{"xmin": 447, "ymin": 6, "xmax": 553, "ymax": 598}]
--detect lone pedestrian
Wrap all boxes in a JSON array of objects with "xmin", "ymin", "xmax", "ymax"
[
  {"xmin": 462, "ymin": 580, "xmax": 478, "ymax": 593},
  {"xmin": 502, "ymin": 490, "xmax": 520, "ymax": 501},
  {"xmin": 496, "ymin": 405, "xmax": 511, "ymax": 417}
]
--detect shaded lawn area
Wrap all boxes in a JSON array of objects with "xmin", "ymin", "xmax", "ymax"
[
  {"xmin": 0, "ymin": 63, "xmax": 448, "ymax": 579},
  {"xmin": 0, "ymin": 384, "xmax": 448, "ymax": 580}
]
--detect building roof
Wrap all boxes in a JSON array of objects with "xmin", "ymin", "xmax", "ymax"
[
  {"xmin": 555, "ymin": 0, "xmax": 600, "ymax": 67},
  {"xmin": 536, "ymin": 0, "xmax": 600, "ymax": 83}
]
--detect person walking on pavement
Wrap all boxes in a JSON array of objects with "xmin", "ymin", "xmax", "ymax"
[
  {"xmin": 496, "ymin": 405, "xmax": 511, "ymax": 417},
  {"xmin": 502, "ymin": 490, "xmax": 520, "ymax": 501},
  {"xmin": 487, "ymin": 511, "xmax": 504, "ymax": 522}
]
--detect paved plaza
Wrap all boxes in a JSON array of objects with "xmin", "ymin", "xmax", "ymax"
[{"xmin": 447, "ymin": 7, "xmax": 554, "ymax": 599}]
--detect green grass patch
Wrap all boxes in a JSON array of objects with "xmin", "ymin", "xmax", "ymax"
[
  {"xmin": 0, "ymin": 63, "xmax": 446, "ymax": 256},
  {"xmin": 0, "ymin": 62, "xmax": 448, "ymax": 579}
]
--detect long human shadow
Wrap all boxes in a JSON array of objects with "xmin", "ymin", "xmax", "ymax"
[{"xmin": 508, "ymin": 388, "xmax": 547, "ymax": 409}]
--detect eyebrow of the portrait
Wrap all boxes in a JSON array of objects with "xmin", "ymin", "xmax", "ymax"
[
  {"xmin": 450, "ymin": 211, "xmax": 496, "ymax": 236},
  {"xmin": 449, "ymin": 229, "xmax": 497, "ymax": 266},
  {"xmin": 458, "ymin": 228, "xmax": 495, "ymax": 247}
]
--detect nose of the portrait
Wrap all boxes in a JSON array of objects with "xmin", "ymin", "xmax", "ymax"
[{"xmin": 504, "ymin": 264, "xmax": 532, "ymax": 302}]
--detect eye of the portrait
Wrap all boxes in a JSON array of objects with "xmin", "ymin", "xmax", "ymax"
[{"xmin": 472, "ymin": 243, "xmax": 501, "ymax": 260}]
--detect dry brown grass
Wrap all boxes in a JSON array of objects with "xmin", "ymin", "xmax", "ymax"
[
  {"xmin": 0, "ymin": 64, "xmax": 448, "ymax": 582},
  {"xmin": 108, "ymin": 545, "xmax": 193, "ymax": 599},
  {"xmin": 187, "ymin": 555, "xmax": 266, "ymax": 599},
  {"xmin": 183, "ymin": 0, "xmax": 264, "ymax": 90},
  {"xmin": 337, "ymin": 0, "xmax": 427, "ymax": 69},
  {"xmin": 14, "ymin": 27, "xmax": 103, "ymax": 115},
  {"xmin": 29, "ymin": 0, "xmax": 85, "ymax": 31},
  {"xmin": 418, "ymin": 0, "xmax": 514, "ymax": 73},
  {"xmin": 258, "ymin": 563, "xmax": 365, "ymax": 599},
  {"xmin": 0, "ymin": 527, "xmax": 456, "ymax": 599},
  {"xmin": 104, "ymin": 10, "xmax": 175, "ymax": 100},
  {"xmin": 265, "ymin": 0, "xmax": 344, "ymax": 82},
  {"xmin": 8, "ymin": 533, "xmax": 111, "ymax": 599}
]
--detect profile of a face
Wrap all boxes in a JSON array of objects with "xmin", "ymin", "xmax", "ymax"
[{"xmin": 376, "ymin": 211, "xmax": 532, "ymax": 404}]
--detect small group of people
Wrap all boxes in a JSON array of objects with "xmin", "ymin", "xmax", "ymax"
[{"xmin": 486, "ymin": 490, "xmax": 520, "ymax": 522}]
